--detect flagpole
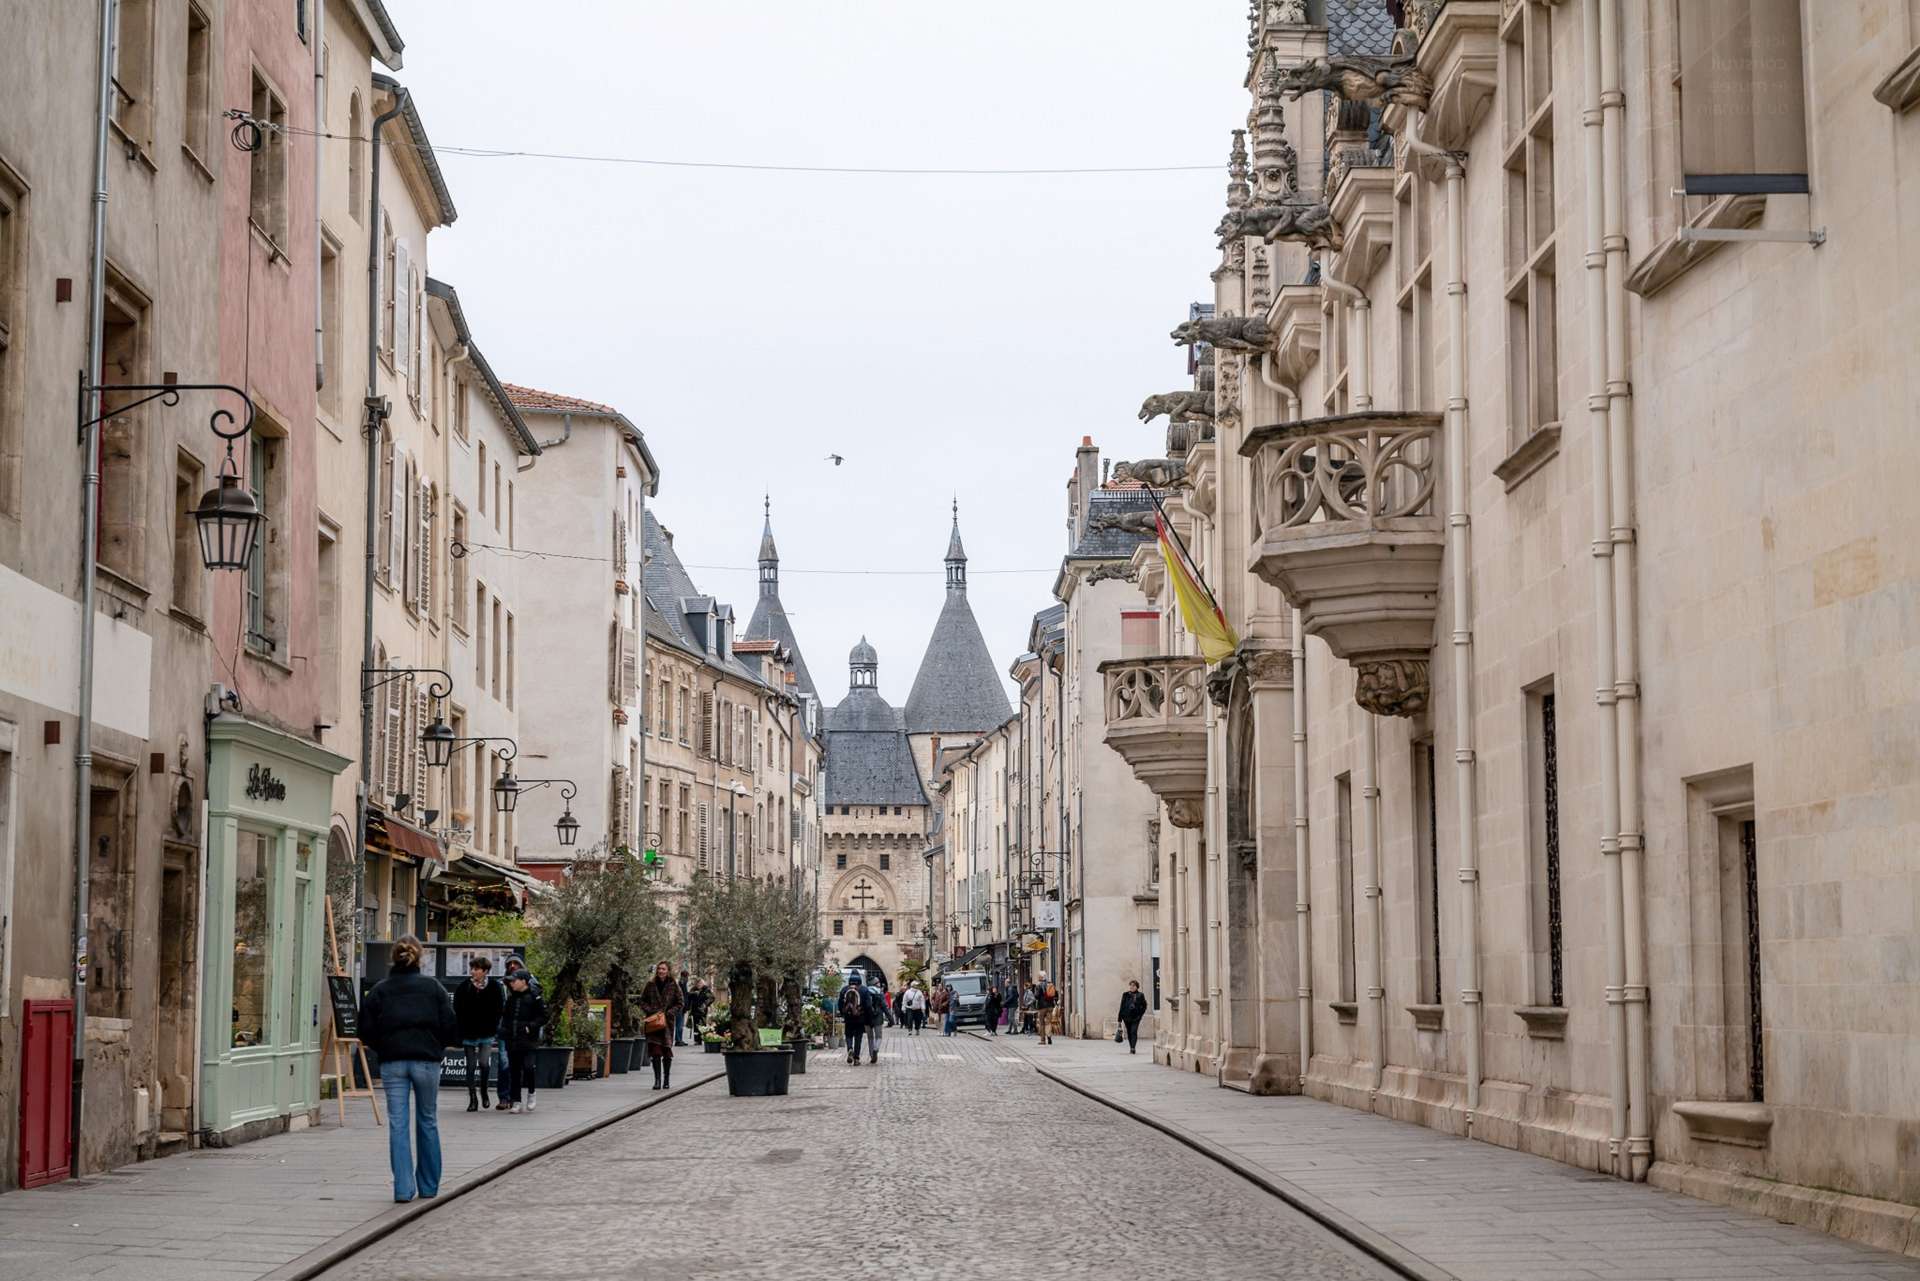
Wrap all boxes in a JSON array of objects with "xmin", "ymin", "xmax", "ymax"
[{"xmin": 1145, "ymin": 486, "xmax": 1232, "ymax": 633}]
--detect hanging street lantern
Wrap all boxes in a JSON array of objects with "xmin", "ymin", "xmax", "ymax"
[
  {"xmin": 420, "ymin": 712, "xmax": 457, "ymax": 769},
  {"xmin": 493, "ymin": 766, "xmax": 521, "ymax": 813},
  {"xmin": 555, "ymin": 806, "xmax": 581, "ymax": 847},
  {"xmin": 192, "ymin": 466, "xmax": 265, "ymax": 573}
]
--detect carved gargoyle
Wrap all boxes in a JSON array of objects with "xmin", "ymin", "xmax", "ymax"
[
  {"xmin": 1087, "ymin": 509, "xmax": 1159, "ymax": 537},
  {"xmin": 1139, "ymin": 391, "xmax": 1215, "ymax": 426},
  {"xmin": 1271, "ymin": 54, "xmax": 1433, "ymax": 112},
  {"xmin": 1256, "ymin": 202, "xmax": 1338, "ymax": 249},
  {"xmin": 1171, "ymin": 315, "xmax": 1272, "ymax": 354},
  {"xmin": 1111, "ymin": 459, "xmax": 1188, "ymax": 489},
  {"xmin": 1217, "ymin": 202, "xmax": 1328, "ymax": 246},
  {"xmin": 1081, "ymin": 563, "xmax": 1137, "ymax": 586}
]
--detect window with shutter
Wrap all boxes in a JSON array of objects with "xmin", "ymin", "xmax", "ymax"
[
  {"xmin": 412, "ymin": 273, "xmax": 425, "ymax": 390},
  {"xmin": 619, "ymin": 625, "xmax": 639, "ymax": 707},
  {"xmin": 377, "ymin": 431, "xmax": 394, "ymax": 583},
  {"xmin": 383, "ymin": 677, "xmax": 404, "ymax": 798},
  {"xmin": 372, "ymin": 645, "xmax": 389, "ymax": 789},
  {"xmin": 609, "ymin": 767, "xmax": 627, "ymax": 845},
  {"xmin": 393, "ymin": 239, "xmax": 409, "ymax": 365},
  {"xmin": 608, "ymin": 621, "xmax": 622, "ymax": 704},
  {"xmin": 698, "ymin": 803, "xmax": 710, "ymax": 870},
  {"xmin": 613, "ymin": 513, "xmax": 627, "ymax": 576},
  {"xmin": 701, "ymin": 692, "xmax": 715, "ymax": 758}
]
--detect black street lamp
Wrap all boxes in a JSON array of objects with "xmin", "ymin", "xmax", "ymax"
[
  {"xmin": 508, "ymin": 778, "xmax": 580, "ymax": 845},
  {"xmin": 79, "ymin": 376, "xmax": 262, "ymax": 573},
  {"xmin": 493, "ymin": 765, "xmax": 520, "ymax": 814},
  {"xmin": 555, "ymin": 806, "xmax": 581, "ymax": 847},
  {"xmin": 420, "ymin": 713, "xmax": 458, "ymax": 768}
]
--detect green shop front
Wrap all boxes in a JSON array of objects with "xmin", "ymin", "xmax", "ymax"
[{"xmin": 201, "ymin": 716, "xmax": 350, "ymax": 1143}]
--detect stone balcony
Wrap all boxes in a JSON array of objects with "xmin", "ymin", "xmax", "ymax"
[
  {"xmin": 1099, "ymin": 655, "xmax": 1209, "ymax": 829},
  {"xmin": 1240, "ymin": 411, "xmax": 1445, "ymax": 717}
]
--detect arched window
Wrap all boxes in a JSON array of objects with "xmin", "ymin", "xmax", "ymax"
[{"xmin": 347, "ymin": 92, "xmax": 364, "ymax": 219}]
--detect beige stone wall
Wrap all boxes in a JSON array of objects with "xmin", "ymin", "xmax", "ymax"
[{"xmin": 821, "ymin": 802, "xmax": 928, "ymax": 981}]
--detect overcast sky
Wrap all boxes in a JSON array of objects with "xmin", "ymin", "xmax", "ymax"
[{"xmin": 391, "ymin": 1, "xmax": 1247, "ymax": 708}]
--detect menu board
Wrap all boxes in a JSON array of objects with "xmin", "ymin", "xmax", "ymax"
[{"xmin": 326, "ymin": 975, "xmax": 359, "ymax": 1040}]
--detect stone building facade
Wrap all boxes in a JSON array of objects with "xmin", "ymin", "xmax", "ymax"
[{"xmin": 1102, "ymin": 0, "xmax": 1920, "ymax": 1253}]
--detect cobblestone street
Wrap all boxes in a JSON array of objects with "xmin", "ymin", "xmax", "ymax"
[{"xmin": 318, "ymin": 1034, "xmax": 1400, "ymax": 1281}]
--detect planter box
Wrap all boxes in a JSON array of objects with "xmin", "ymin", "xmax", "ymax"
[
  {"xmin": 722, "ymin": 1048, "xmax": 792, "ymax": 1097},
  {"xmin": 532, "ymin": 1046, "xmax": 572, "ymax": 1090},
  {"xmin": 702, "ymin": 1040, "xmax": 725, "ymax": 1054},
  {"xmin": 608, "ymin": 1038, "xmax": 638, "ymax": 1075},
  {"xmin": 786, "ymin": 1040, "xmax": 809, "ymax": 1075}
]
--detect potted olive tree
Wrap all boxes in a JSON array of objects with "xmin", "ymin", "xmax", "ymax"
[
  {"xmin": 687, "ymin": 874, "xmax": 821, "ymax": 1096},
  {"xmin": 529, "ymin": 843, "xmax": 665, "ymax": 1083}
]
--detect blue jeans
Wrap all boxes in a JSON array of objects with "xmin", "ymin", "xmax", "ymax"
[
  {"xmin": 380, "ymin": 1059, "xmax": 443, "ymax": 1201},
  {"xmin": 495, "ymin": 1041, "xmax": 513, "ymax": 1102},
  {"xmin": 943, "ymin": 1010, "xmax": 956, "ymax": 1036}
]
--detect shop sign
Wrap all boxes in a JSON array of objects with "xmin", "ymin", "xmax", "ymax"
[{"xmin": 245, "ymin": 764, "xmax": 287, "ymax": 802}]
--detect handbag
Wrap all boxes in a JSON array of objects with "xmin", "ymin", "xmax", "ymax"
[
  {"xmin": 643, "ymin": 1011, "xmax": 667, "ymax": 1035},
  {"xmin": 1114, "ymin": 1028, "xmax": 1124, "ymax": 1043}
]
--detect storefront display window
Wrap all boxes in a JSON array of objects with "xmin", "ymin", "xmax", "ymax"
[
  {"xmin": 232, "ymin": 829, "xmax": 276, "ymax": 1048},
  {"xmin": 389, "ymin": 862, "xmax": 416, "ymax": 941}
]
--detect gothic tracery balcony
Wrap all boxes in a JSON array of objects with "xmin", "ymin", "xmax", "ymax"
[
  {"xmin": 1241, "ymin": 411, "xmax": 1444, "ymax": 717},
  {"xmin": 1100, "ymin": 655, "xmax": 1209, "ymax": 829}
]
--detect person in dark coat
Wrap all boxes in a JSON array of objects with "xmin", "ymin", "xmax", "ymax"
[
  {"xmin": 358, "ymin": 936, "xmax": 457, "ymax": 1202},
  {"xmin": 983, "ymin": 983, "xmax": 1003, "ymax": 1037},
  {"xmin": 674, "ymin": 968, "xmax": 691, "ymax": 1045},
  {"xmin": 452, "ymin": 957, "xmax": 506, "ymax": 1111},
  {"xmin": 837, "ymin": 981, "xmax": 869, "ymax": 1064},
  {"xmin": 637, "ymin": 960, "xmax": 684, "ymax": 1090},
  {"xmin": 499, "ymin": 969, "xmax": 547, "ymax": 1114},
  {"xmin": 1118, "ymin": 980, "xmax": 1149, "ymax": 1053},
  {"xmin": 494, "ymin": 958, "xmax": 539, "ymax": 1110}
]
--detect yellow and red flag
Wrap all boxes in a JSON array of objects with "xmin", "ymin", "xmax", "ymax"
[{"xmin": 1157, "ymin": 511, "xmax": 1238, "ymax": 664}]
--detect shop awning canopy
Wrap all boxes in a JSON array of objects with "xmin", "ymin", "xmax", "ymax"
[{"xmin": 366, "ymin": 809, "xmax": 447, "ymax": 865}]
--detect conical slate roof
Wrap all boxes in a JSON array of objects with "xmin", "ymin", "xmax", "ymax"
[
  {"xmin": 824, "ymin": 642, "xmax": 925, "ymax": 807},
  {"xmin": 905, "ymin": 515, "xmax": 1012, "ymax": 735}
]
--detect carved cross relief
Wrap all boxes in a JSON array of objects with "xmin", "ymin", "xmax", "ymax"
[{"xmin": 849, "ymin": 878, "xmax": 881, "ymax": 912}]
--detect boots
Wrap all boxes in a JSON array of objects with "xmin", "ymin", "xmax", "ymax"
[
  {"xmin": 651, "ymin": 1057, "xmax": 664, "ymax": 1090},
  {"xmin": 466, "ymin": 1087, "xmax": 479, "ymax": 1112},
  {"xmin": 479, "ymin": 1078, "xmax": 491, "ymax": 1109},
  {"xmin": 662, "ymin": 1061, "xmax": 672, "ymax": 1090}
]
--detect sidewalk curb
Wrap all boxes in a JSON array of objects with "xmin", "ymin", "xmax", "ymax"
[
  {"xmin": 260, "ymin": 1067, "xmax": 723, "ymax": 1280},
  {"xmin": 969, "ymin": 1034, "xmax": 1455, "ymax": 1281}
]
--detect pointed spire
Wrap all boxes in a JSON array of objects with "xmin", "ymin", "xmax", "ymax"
[
  {"xmin": 945, "ymin": 499, "xmax": 968, "ymax": 592},
  {"xmin": 1227, "ymin": 128, "xmax": 1251, "ymax": 210},
  {"xmin": 757, "ymin": 494, "xmax": 779, "ymax": 596}
]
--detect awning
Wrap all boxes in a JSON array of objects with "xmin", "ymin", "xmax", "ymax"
[{"xmin": 366, "ymin": 809, "xmax": 446, "ymax": 865}]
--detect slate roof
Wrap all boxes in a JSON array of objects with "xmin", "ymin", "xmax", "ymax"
[
  {"xmin": 741, "ymin": 507, "xmax": 818, "ymax": 702},
  {"xmin": 1328, "ymin": 0, "xmax": 1397, "ymax": 55},
  {"xmin": 824, "ymin": 641, "xmax": 926, "ymax": 807},
  {"xmin": 904, "ymin": 519, "xmax": 1013, "ymax": 735},
  {"xmin": 1067, "ymin": 489, "xmax": 1160, "ymax": 561}
]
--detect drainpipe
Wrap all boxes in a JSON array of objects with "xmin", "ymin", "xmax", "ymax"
[
  {"xmin": 1316, "ymin": 254, "xmax": 1371, "ymax": 411},
  {"xmin": 71, "ymin": 0, "xmax": 121, "ymax": 1174},
  {"xmin": 1580, "ymin": 0, "xmax": 1629, "ymax": 1174},
  {"xmin": 1599, "ymin": 0, "xmax": 1650, "ymax": 1181},
  {"xmin": 353, "ymin": 88, "xmax": 408, "ymax": 996},
  {"xmin": 312, "ymin": 0, "xmax": 326, "ymax": 391},
  {"xmin": 1291, "ymin": 607, "xmax": 1311, "ymax": 1087},
  {"xmin": 1403, "ymin": 113, "xmax": 1484, "ymax": 1122}
]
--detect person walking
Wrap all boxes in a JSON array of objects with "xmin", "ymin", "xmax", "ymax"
[
  {"xmin": 453, "ymin": 957, "xmax": 505, "ymax": 1112},
  {"xmin": 901, "ymin": 981, "xmax": 926, "ymax": 1034},
  {"xmin": 638, "ymin": 960, "xmax": 684, "ymax": 1090},
  {"xmin": 1034, "ymin": 974, "xmax": 1060, "ymax": 1044},
  {"xmin": 864, "ymin": 977, "xmax": 887, "ymax": 1063},
  {"xmin": 1019, "ymin": 980, "xmax": 1038, "ymax": 1035},
  {"xmin": 685, "ymin": 978, "xmax": 711, "ymax": 1042},
  {"xmin": 494, "ymin": 957, "xmax": 539, "ymax": 1110},
  {"xmin": 358, "ymin": 936, "xmax": 456, "ymax": 1202},
  {"xmin": 936, "ymin": 982, "xmax": 957, "ymax": 1037},
  {"xmin": 838, "ymin": 979, "xmax": 869, "ymax": 1064},
  {"xmin": 673, "ymin": 968, "xmax": 692, "ymax": 1046},
  {"xmin": 983, "ymin": 982, "xmax": 1003, "ymax": 1037},
  {"xmin": 499, "ymin": 967, "xmax": 547, "ymax": 1114},
  {"xmin": 1118, "ymin": 980, "xmax": 1148, "ymax": 1054}
]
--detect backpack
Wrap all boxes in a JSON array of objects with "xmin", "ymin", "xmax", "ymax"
[{"xmin": 838, "ymin": 986, "xmax": 865, "ymax": 1019}]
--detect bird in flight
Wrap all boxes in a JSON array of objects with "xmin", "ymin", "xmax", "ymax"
[{"xmin": 825, "ymin": 454, "xmax": 845, "ymax": 466}]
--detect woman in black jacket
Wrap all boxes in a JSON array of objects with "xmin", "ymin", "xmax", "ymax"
[
  {"xmin": 499, "ymin": 970, "xmax": 548, "ymax": 1114},
  {"xmin": 1117, "ymin": 980, "xmax": 1149, "ymax": 1054},
  {"xmin": 358, "ymin": 936, "xmax": 457, "ymax": 1202}
]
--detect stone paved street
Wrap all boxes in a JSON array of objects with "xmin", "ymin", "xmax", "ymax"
[
  {"xmin": 985, "ymin": 1034, "xmax": 1920, "ymax": 1281},
  {"xmin": 0, "ymin": 1062, "xmax": 722, "ymax": 1281},
  {"xmin": 318, "ymin": 1032, "xmax": 1401, "ymax": 1281}
]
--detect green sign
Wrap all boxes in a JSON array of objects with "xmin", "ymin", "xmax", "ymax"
[{"xmin": 643, "ymin": 848, "xmax": 659, "ymax": 866}]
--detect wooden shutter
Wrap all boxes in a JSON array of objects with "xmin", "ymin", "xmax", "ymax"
[
  {"xmin": 383, "ymin": 680, "xmax": 404, "ymax": 798},
  {"xmin": 401, "ymin": 458, "xmax": 417, "ymax": 608},
  {"xmin": 698, "ymin": 803, "xmax": 710, "ymax": 870},
  {"xmin": 377, "ymin": 434, "xmax": 394, "ymax": 583},
  {"xmin": 417, "ymin": 482, "xmax": 433, "ymax": 614},
  {"xmin": 608, "ymin": 622, "xmax": 622, "ymax": 704},
  {"xmin": 619, "ymin": 626, "xmax": 639, "ymax": 708},
  {"xmin": 613, "ymin": 514, "xmax": 627, "ymax": 576},
  {"xmin": 413, "ymin": 273, "xmax": 425, "ymax": 388},
  {"xmin": 413, "ymin": 688, "xmax": 429, "ymax": 804},
  {"xmin": 388, "ymin": 447, "xmax": 407, "ymax": 585},
  {"xmin": 701, "ymin": 692, "xmax": 715, "ymax": 758},
  {"xmin": 393, "ymin": 241, "xmax": 410, "ymax": 366}
]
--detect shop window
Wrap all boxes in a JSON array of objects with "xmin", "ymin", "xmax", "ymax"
[{"xmin": 232, "ymin": 830, "xmax": 277, "ymax": 1047}]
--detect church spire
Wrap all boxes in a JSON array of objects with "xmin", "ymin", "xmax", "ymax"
[
  {"xmin": 945, "ymin": 497, "xmax": 967, "ymax": 593},
  {"xmin": 758, "ymin": 493, "xmax": 779, "ymax": 597}
]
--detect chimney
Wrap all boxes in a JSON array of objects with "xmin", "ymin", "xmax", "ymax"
[{"xmin": 1074, "ymin": 436, "xmax": 1100, "ymax": 544}]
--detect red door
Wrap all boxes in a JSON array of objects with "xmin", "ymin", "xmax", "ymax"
[{"xmin": 19, "ymin": 999, "xmax": 74, "ymax": 1188}]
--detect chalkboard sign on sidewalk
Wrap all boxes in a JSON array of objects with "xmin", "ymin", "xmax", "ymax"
[{"xmin": 327, "ymin": 975, "xmax": 359, "ymax": 1040}]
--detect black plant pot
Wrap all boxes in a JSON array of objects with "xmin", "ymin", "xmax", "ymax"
[
  {"xmin": 722, "ymin": 1048, "xmax": 792, "ymax": 1097},
  {"xmin": 785, "ymin": 1039, "xmax": 809, "ymax": 1075},
  {"xmin": 608, "ymin": 1038, "xmax": 638, "ymax": 1074},
  {"xmin": 703, "ymin": 1040, "xmax": 725, "ymax": 1054},
  {"xmin": 532, "ymin": 1045, "xmax": 572, "ymax": 1090}
]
